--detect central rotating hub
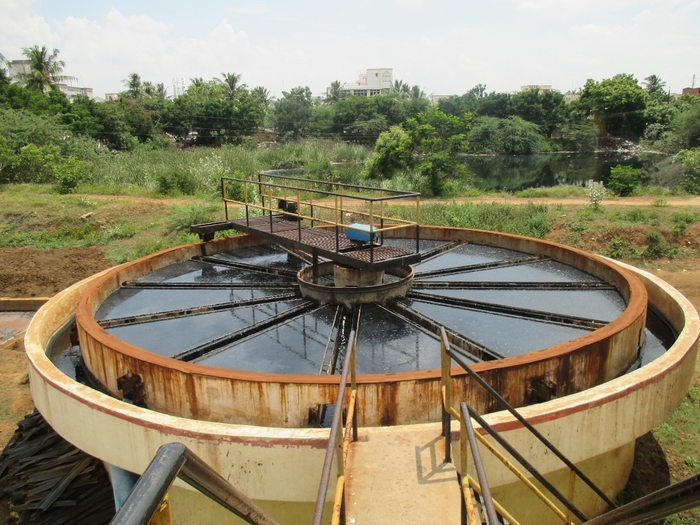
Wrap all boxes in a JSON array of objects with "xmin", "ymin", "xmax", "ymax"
[{"xmin": 297, "ymin": 262, "xmax": 414, "ymax": 309}]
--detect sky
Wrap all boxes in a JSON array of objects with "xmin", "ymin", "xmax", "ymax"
[{"xmin": 1, "ymin": 0, "xmax": 698, "ymax": 100}]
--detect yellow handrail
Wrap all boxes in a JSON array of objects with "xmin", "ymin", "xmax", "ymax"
[{"xmin": 440, "ymin": 332, "xmax": 575, "ymax": 525}]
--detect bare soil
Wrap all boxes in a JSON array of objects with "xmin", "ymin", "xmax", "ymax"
[{"xmin": 0, "ymin": 246, "xmax": 114, "ymax": 298}]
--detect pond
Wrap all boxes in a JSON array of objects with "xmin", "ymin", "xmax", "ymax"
[{"xmin": 464, "ymin": 152, "xmax": 679, "ymax": 192}]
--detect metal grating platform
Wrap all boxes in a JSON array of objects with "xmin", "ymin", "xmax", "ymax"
[{"xmin": 196, "ymin": 215, "xmax": 421, "ymax": 271}]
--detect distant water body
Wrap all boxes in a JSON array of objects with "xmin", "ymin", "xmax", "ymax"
[{"xmin": 463, "ymin": 152, "xmax": 675, "ymax": 192}]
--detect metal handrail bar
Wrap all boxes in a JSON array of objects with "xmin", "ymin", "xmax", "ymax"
[
  {"xmin": 110, "ymin": 443, "xmax": 280, "ymax": 525},
  {"xmin": 244, "ymin": 176, "xmax": 417, "ymax": 202},
  {"xmin": 582, "ymin": 473, "xmax": 700, "ymax": 525},
  {"xmin": 440, "ymin": 328, "xmax": 497, "ymax": 525},
  {"xmin": 259, "ymin": 172, "xmax": 420, "ymax": 198},
  {"xmin": 223, "ymin": 197, "xmax": 418, "ymax": 232},
  {"xmin": 466, "ymin": 475, "xmax": 522, "ymax": 525},
  {"xmin": 223, "ymin": 179, "xmax": 418, "ymax": 230},
  {"xmin": 312, "ymin": 330, "xmax": 358, "ymax": 525},
  {"xmin": 441, "ymin": 330, "xmax": 580, "ymax": 524},
  {"xmin": 464, "ymin": 404, "xmax": 586, "ymax": 523},
  {"xmin": 460, "ymin": 402, "xmax": 500, "ymax": 525},
  {"xmin": 455, "ymin": 356, "xmax": 616, "ymax": 509}
]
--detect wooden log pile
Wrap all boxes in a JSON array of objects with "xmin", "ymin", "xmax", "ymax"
[{"xmin": 0, "ymin": 411, "xmax": 115, "ymax": 524}]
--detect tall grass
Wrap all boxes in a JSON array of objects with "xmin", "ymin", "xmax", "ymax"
[
  {"xmin": 84, "ymin": 140, "xmax": 371, "ymax": 197},
  {"xmin": 388, "ymin": 201, "xmax": 552, "ymax": 238}
]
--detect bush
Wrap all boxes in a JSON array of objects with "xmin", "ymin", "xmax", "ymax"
[
  {"xmin": 674, "ymin": 149, "xmax": 700, "ymax": 195},
  {"xmin": 607, "ymin": 165, "xmax": 642, "ymax": 196},
  {"xmin": 586, "ymin": 179, "xmax": 606, "ymax": 209},
  {"xmin": 54, "ymin": 156, "xmax": 89, "ymax": 194},
  {"xmin": 642, "ymin": 230, "xmax": 677, "ymax": 259},
  {"xmin": 156, "ymin": 168, "xmax": 197, "ymax": 195}
]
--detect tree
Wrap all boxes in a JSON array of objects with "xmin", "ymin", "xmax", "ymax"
[
  {"xmin": 0, "ymin": 53, "xmax": 9, "ymax": 86},
  {"xmin": 391, "ymin": 80, "xmax": 411, "ymax": 100},
  {"xmin": 643, "ymin": 75, "xmax": 666, "ymax": 96},
  {"xmin": 579, "ymin": 74, "xmax": 648, "ymax": 138},
  {"xmin": 19, "ymin": 46, "xmax": 75, "ymax": 93},
  {"xmin": 410, "ymin": 85, "xmax": 426, "ymax": 100},
  {"xmin": 674, "ymin": 149, "xmax": 700, "ymax": 194},
  {"xmin": 273, "ymin": 86, "xmax": 313, "ymax": 139},
  {"xmin": 365, "ymin": 126, "xmax": 412, "ymax": 178},
  {"xmin": 509, "ymin": 89, "xmax": 566, "ymax": 138},
  {"xmin": 123, "ymin": 73, "xmax": 143, "ymax": 99},
  {"xmin": 326, "ymin": 81, "xmax": 342, "ymax": 105},
  {"xmin": 218, "ymin": 72, "xmax": 247, "ymax": 100},
  {"xmin": 672, "ymin": 102, "xmax": 700, "ymax": 149},
  {"xmin": 251, "ymin": 86, "xmax": 272, "ymax": 124},
  {"xmin": 476, "ymin": 92, "xmax": 512, "ymax": 119}
]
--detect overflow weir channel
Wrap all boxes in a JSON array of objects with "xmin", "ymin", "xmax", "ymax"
[{"xmin": 24, "ymin": 173, "xmax": 700, "ymax": 525}]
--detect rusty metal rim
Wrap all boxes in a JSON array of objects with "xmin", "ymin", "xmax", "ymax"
[
  {"xmin": 74, "ymin": 226, "xmax": 648, "ymax": 386},
  {"xmin": 296, "ymin": 262, "xmax": 414, "ymax": 305}
]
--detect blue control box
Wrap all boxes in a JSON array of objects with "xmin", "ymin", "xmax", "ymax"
[{"xmin": 346, "ymin": 223, "xmax": 376, "ymax": 243}]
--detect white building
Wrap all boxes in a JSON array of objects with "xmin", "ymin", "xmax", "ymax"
[
  {"xmin": 520, "ymin": 84, "xmax": 553, "ymax": 93},
  {"xmin": 330, "ymin": 68, "xmax": 393, "ymax": 97},
  {"xmin": 7, "ymin": 59, "xmax": 94, "ymax": 100}
]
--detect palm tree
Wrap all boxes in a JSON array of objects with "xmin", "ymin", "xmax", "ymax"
[
  {"xmin": 19, "ymin": 45, "xmax": 75, "ymax": 93},
  {"xmin": 219, "ymin": 72, "xmax": 247, "ymax": 100},
  {"xmin": 189, "ymin": 77, "xmax": 205, "ymax": 88},
  {"xmin": 123, "ymin": 72, "xmax": 143, "ymax": 99},
  {"xmin": 392, "ymin": 79, "xmax": 411, "ymax": 99},
  {"xmin": 326, "ymin": 80, "xmax": 342, "ymax": 104},
  {"xmin": 251, "ymin": 86, "xmax": 271, "ymax": 108},
  {"xmin": 0, "ymin": 53, "xmax": 9, "ymax": 86},
  {"xmin": 410, "ymin": 85, "xmax": 427, "ymax": 100},
  {"xmin": 643, "ymin": 74, "xmax": 666, "ymax": 95}
]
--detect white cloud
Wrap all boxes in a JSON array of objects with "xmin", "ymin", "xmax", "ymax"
[
  {"xmin": 0, "ymin": 0, "xmax": 60, "ymax": 57},
  {"xmin": 229, "ymin": 6, "xmax": 270, "ymax": 15}
]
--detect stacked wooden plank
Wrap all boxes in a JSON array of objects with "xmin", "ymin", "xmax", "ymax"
[{"xmin": 0, "ymin": 411, "xmax": 114, "ymax": 524}]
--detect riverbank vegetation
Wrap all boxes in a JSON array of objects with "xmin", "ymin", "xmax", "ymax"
[{"xmin": 2, "ymin": 48, "xmax": 700, "ymax": 197}]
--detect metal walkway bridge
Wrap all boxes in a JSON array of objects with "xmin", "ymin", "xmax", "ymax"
[{"xmin": 190, "ymin": 172, "xmax": 422, "ymax": 272}]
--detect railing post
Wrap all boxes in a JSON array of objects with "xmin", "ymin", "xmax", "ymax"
[
  {"xmin": 440, "ymin": 327, "xmax": 452, "ymax": 463},
  {"xmin": 351, "ymin": 334, "xmax": 358, "ymax": 443},
  {"xmin": 415, "ymin": 195, "xmax": 420, "ymax": 253},
  {"xmin": 222, "ymin": 178, "xmax": 229, "ymax": 221}
]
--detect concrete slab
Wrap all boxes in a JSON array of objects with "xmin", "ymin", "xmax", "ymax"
[
  {"xmin": 345, "ymin": 426, "xmax": 461, "ymax": 525},
  {"xmin": 0, "ymin": 311, "xmax": 34, "ymax": 343}
]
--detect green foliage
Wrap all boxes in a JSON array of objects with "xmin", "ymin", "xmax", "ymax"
[
  {"xmin": 672, "ymin": 211, "xmax": 697, "ymax": 236},
  {"xmin": 306, "ymin": 158, "xmax": 334, "ymax": 180},
  {"xmin": 608, "ymin": 165, "xmax": 643, "ymax": 196},
  {"xmin": 166, "ymin": 203, "xmax": 220, "ymax": 233},
  {"xmin": 672, "ymin": 103, "xmax": 700, "ymax": 150},
  {"xmin": 625, "ymin": 208, "xmax": 651, "ymax": 224},
  {"xmin": 15, "ymin": 144, "xmax": 62, "ymax": 183},
  {"xmin": 467, "ymin": 116, "xmax": 549, "ymax": 154},
  {"xmin": 156, "ymin": 168, "xmax": 197, "ymax": 195},
  {"xmin": 273, "ymin": 86, "xmax": 313, "ymax": 139},
  {"xmin": 391, "ymin": 201, "xmax": 552, "ymax": 237},
  {"xmin": 607, "ymin": 236, "xmax": 637, "ymax": 259},
  {"xmin": 556, "ymin": 120, "xmax": 599, "ymax": 152},
  {"xmin": 673, "ymin": 149, "xmax": 700, "ymax": 195},
  {"xmin": 366, "ymin": 108, "xmax": 471, "ymax": 195},
  {"xmin": 642, "ymin": 230, "xmax": 677, "ymax": 259},
  {"xmin": 54, "ymin": 156, "xmax": 89, "ymax": 194},
  {"xmin": 579, "ymin": 74, "xmax": 648, "ymax": 138}
]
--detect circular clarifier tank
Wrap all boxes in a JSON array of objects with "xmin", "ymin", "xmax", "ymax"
[
  {"xmin": 25, "ymin": 225, "xmax": 699, "ymax": 525},
  {"xmin": 74, "ymin": 226, "xmax": 653, "ymax": 427}
]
